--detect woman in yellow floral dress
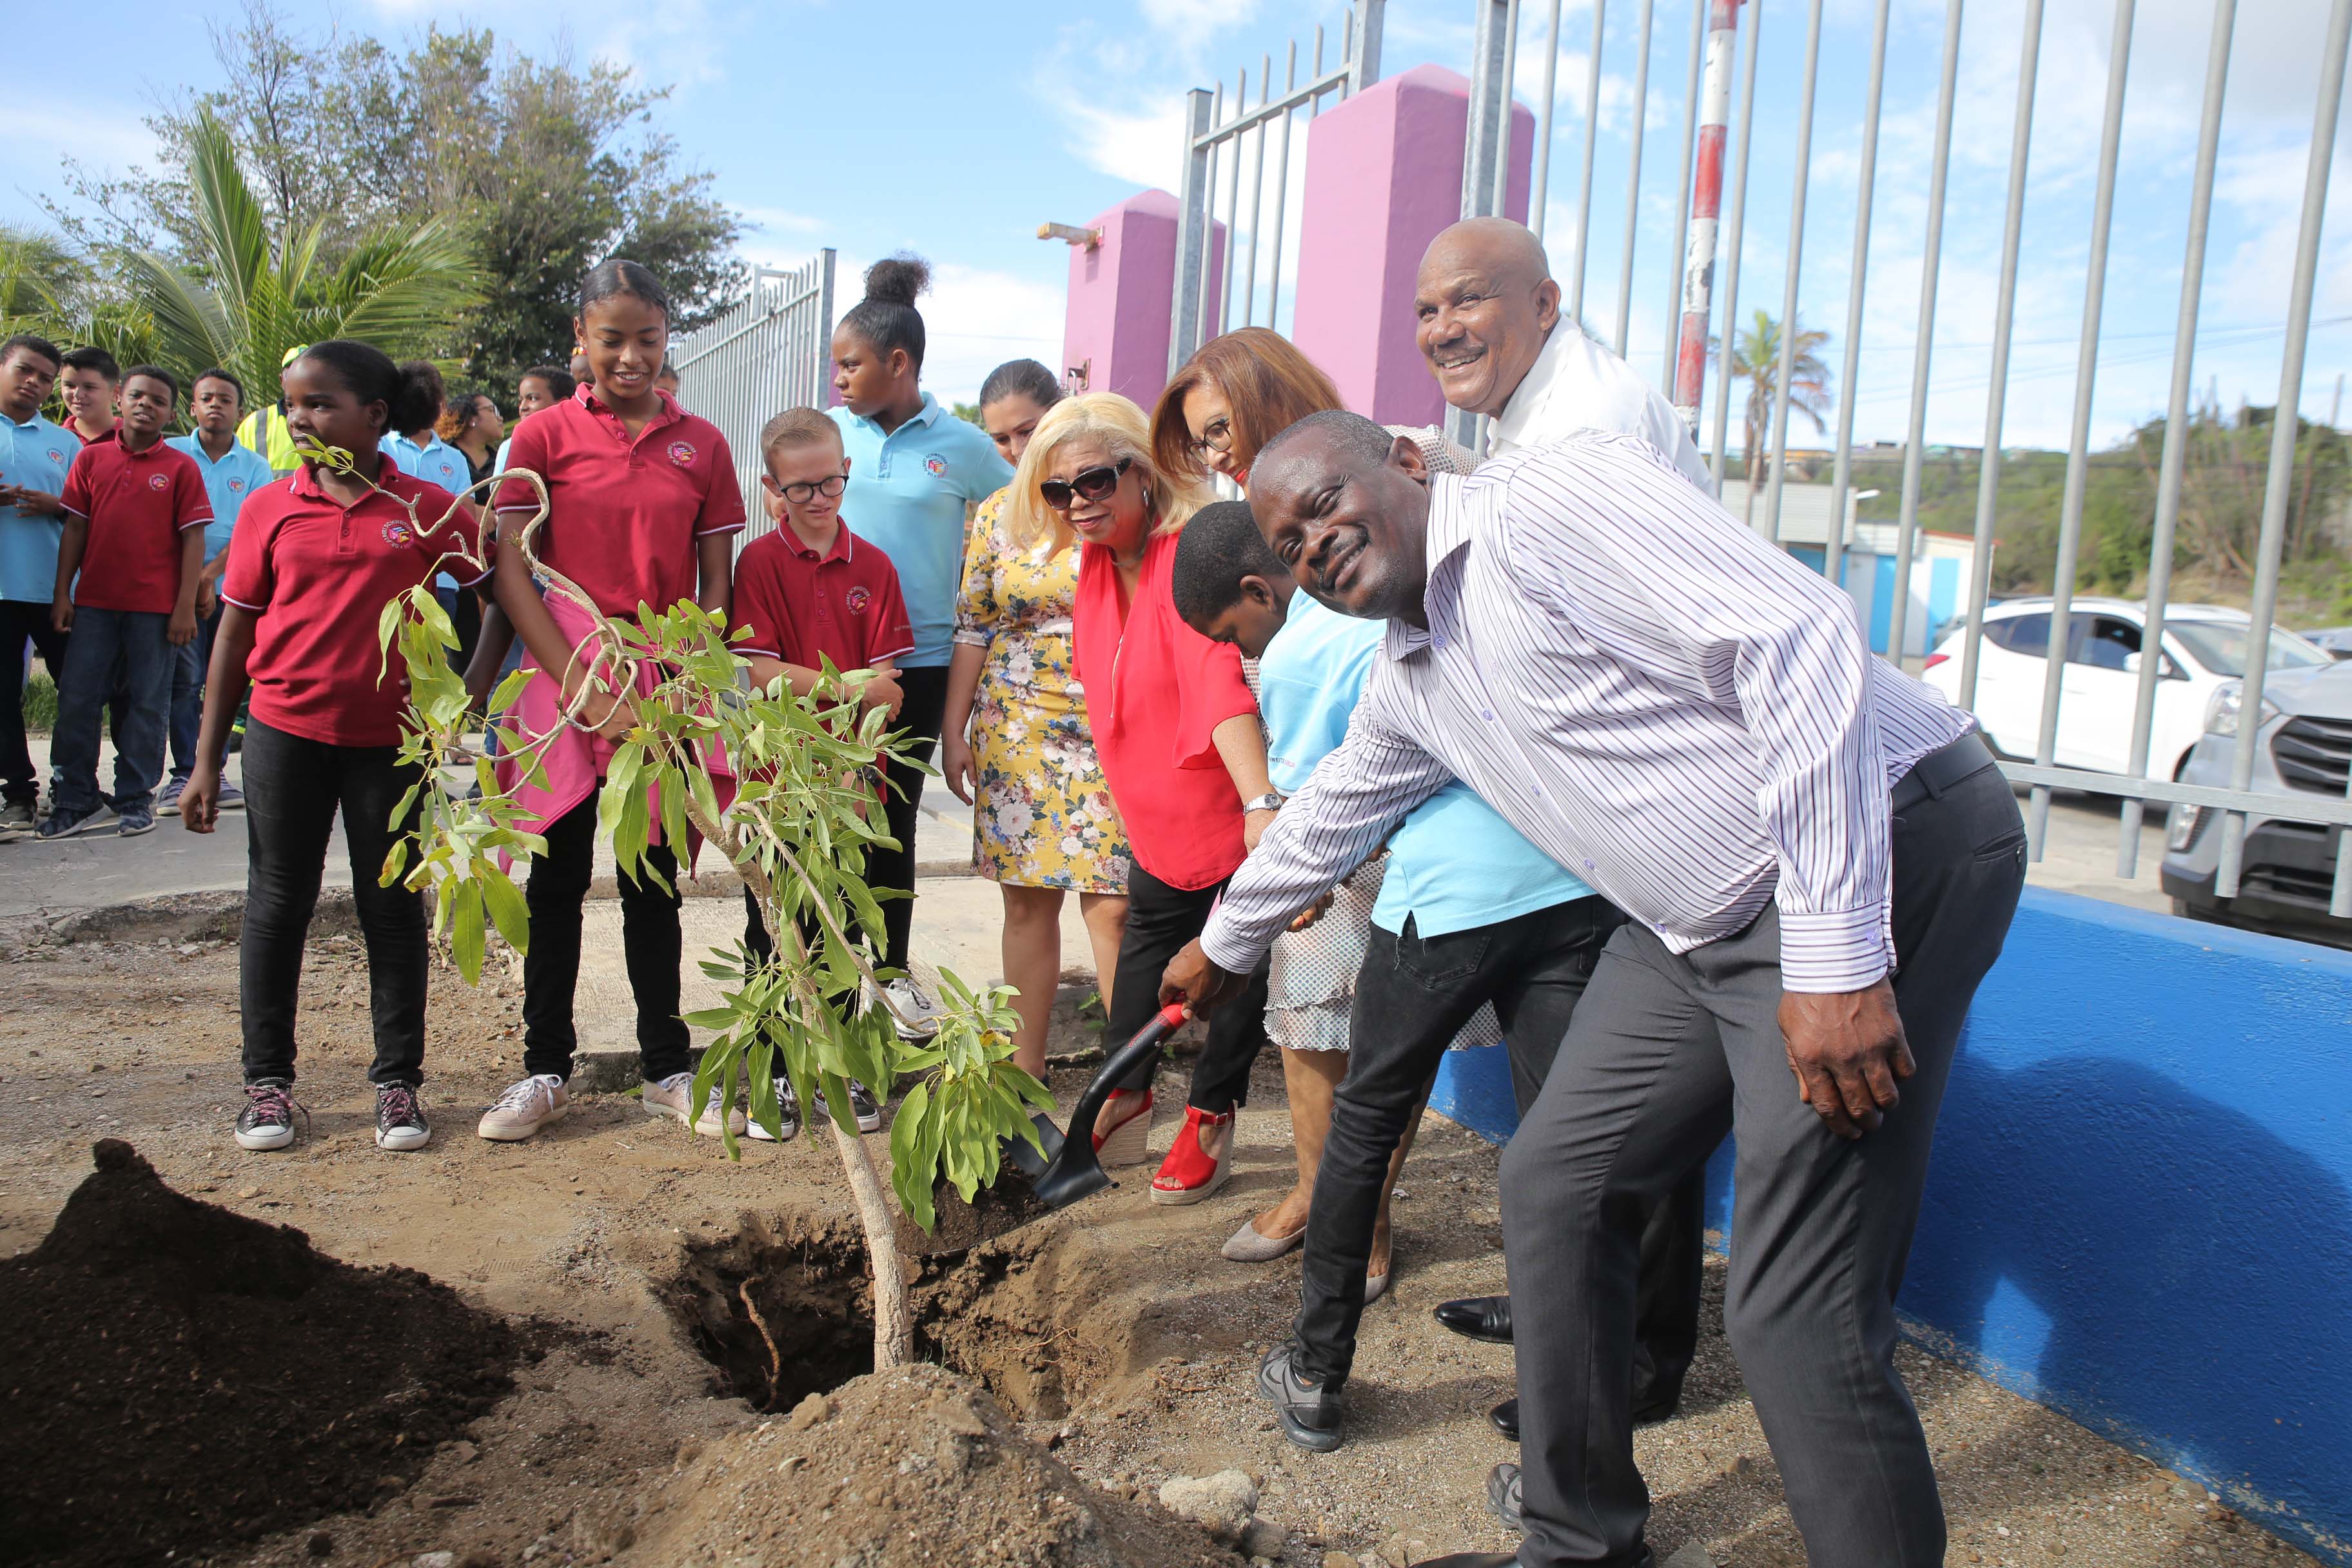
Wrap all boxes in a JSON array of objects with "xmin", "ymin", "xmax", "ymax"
[{"xmin": 939, "ymin": 360, "xmax": 1132, "ymax": 1079}]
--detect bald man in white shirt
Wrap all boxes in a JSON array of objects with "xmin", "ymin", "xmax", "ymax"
[{"xmin": 1416, "ymin": 217, "xmax": 1713, "ymax": 483}]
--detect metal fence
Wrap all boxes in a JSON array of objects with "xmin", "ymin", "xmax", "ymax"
[
  {"xmin": 1474, "ymin": 0, "xmax": 2352, "ymax": 920},
  {"xmin": 1168, "ymin": 3, "xmax": 1386, "ymax": 375},
  {"xmin": 669, "ymin": 253, "xmax": 838, "ymax": 543}
]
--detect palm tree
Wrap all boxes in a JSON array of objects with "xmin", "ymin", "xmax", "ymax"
[
  {"xmin": 1714, "ymin": 309, "xmax": 1832, "ymax": 525},
  {"xmin": 124, "ymin": 109, "xmax": 484, "ymax": 401}
]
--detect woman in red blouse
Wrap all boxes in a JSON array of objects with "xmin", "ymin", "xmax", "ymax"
[{"xmin": 1000, "ymin": 393, "xmax": 1277, "ymax": 1205}]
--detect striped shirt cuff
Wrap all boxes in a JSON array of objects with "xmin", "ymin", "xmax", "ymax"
[
  {"xmin": 1199, "ymin": 910, "xmax": 1271, "ymax": 979},
  {"xmin": 1776, "ymin": 905, "xmax": 1894, "ymax": 994}
]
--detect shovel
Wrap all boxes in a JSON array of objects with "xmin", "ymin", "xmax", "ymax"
[{"xmin": 1008, "ymin": 1001, "xmax": 1191, "ymax": 1210}]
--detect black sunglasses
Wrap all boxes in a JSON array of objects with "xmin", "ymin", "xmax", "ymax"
[
  {"xmin": 769, "ymin": 472, "xmax": 847, "ymax": 505},
  {"xmin": 1039, "ymin": 458, "xmax": 1133, "ymax": 511}
]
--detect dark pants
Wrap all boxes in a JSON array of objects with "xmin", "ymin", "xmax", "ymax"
[
  {"xmin": 1505, "ymin": 741, "xmax": 2025, "ymax": 1568},
  {"xmin": 520, "ymin": 790, "xmax": 691, "ymax": 1083},
  {"xmin": 1, "ymin": 598, "xmax": 68, "ymax": 804},
  {"xmin": 872, "ymin": 662, "xmax": 948, "ymax": 974},
  {"xmin": 1107, "ymin": 861, "xmax": 1271, "ymax": 1113},
  {"xmin": 50, "ymin": 605, "xmax": 174, "ymax": 816},
  {"xmin": 436, "ymin": 584, "xmax": 482, "ymax": 677},
  {"xmin": 168, "ymin": 604, "xmax": 223, "ymax": 780},
  {"xmin": 239, "ymin": 718, "xmax": 429, "ymax": 1087},
  {"xmin": 1291, "ymin": 897, "xmax": 1705, "ymax": 1394}
]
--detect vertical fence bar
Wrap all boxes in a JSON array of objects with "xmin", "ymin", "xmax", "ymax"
[
  {"xmin": 1170, "ymin": 88, "xmax": 1214, "ymax": 375},
  {"xmin": 1494, "ymin": 0, "xmax": 1523, "ymax": 217},
  {"xmin": 1268, "ymin": 41, "xmax": 1300, "ymax": 327},
  {"xmin": 1761, "ymin": 0, "xmax": 1823, "ymax": 544},
  {"xmin": 1705, "ymin": 0, "xmax": 1762, "ymax": 487},
  {"xmin": 2218, "ymin": 0, "xmax": 2352, "ymax": 897},
  {"xmin": 1533, "ymin": 0, "xmax": 1565, "ymax": 239},
  {"xmin": 2027, "ymin": 0, "xmax": 2135, "ymax": 857},
  {"xmin": 1456, "ymin": 0, "xmax": 1514, "ymax": 453},
  {"xmin": 1220, "ymin": 70, "xmax": 1247, "ymax": 335},
  {"xmin": 1353, "ymin": 0, "xmax": 1386, "ymax": 90},
  {"xmin": 1244, "ymin": 57, "xmax": 1271, "ymax": 328},
  {"xmin": 1822, "ymin": 0, "xmax": 1889, "ymax": 597},
  {"xmin": 1957, "ymin": 1, "xmax": 2044, "ymax": 712},
  {"xmin": 1676, "ymin": 0, "xmax": 1740, "ymax": 431},
  {"xmin": 1884, "ymin": 0, "xmax": 1966, "ymax": 668},
  {"xmin": 1613, "ymin": 0, "xmax": 1657, "ymax": 356},
  {"xmin": 2119, "ymin": 0, "xmax": 2234, "ymax": 877},
  {"xmin": 1570, "ymin": 0, "xmax": 1609, "ymax": 322},
  {"xmin": 1664, "ymin": 0, "xmax": 1706, "ymax": 394}
]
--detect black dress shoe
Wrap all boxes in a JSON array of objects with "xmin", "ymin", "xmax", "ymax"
[
  {"xmin": 1408, "ymin": 1556, "xmax": 1521, "ymax": 1567},
  {"xmin": 1255, "ymin": 1341, "xmax": 1343, "ymax": 1452},
  {"xmin": 1433, "ymin": 1293, "xmax": 1513, "ymax": 1344},
  {"xmin": 1490, "ymin": 1396, "xmax": 1519, "ymax": 1440}
]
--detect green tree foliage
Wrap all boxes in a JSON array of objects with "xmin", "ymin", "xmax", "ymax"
[
  {"xmin": 1714, "ymin": 309, "xmax": 1834, "ymax": 524},
  {"xmin": 46, "ymin": 1, "xmax": 741, "ymax": 397},
  {"xmin": 116, "ymin": 109, "xmax": 483, "ymax": 400}
]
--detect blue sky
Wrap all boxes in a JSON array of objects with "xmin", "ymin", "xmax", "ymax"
[{"xmin": 5, "ymin": 0, "xmax": 2345, "ymax": 451}]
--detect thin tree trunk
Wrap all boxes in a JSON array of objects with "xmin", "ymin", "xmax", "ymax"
[{"xmin": 828, "ymin": 1116, "xmax": 916, "ymax": 1369}]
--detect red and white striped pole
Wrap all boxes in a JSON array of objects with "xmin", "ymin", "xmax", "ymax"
[{"xmin": 1674, "ymin": 0, "xmax": 1741, "ymax": 430}]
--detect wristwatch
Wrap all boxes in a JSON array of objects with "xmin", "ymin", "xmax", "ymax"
[{"xmin": 1241, "ymin": 792, "xmax": 1283, "ymax": 814}]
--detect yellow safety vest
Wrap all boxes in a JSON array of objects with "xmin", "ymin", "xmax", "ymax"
[{"xmin": 237, "ymin": 404, "xmax": 304, "ymax": 475}]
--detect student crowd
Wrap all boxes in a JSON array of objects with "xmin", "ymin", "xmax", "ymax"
[{"xmin": 0, "ymin": 219, "xmax": 2026, "ymax": 1568}]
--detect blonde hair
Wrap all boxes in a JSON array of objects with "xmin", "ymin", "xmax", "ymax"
[
  {"xmin": 1003, "ymin": 393, "xmax": 1208, "ymax": 554},
  {"xmin": 758, "ymin": 406, "xmax": 844, "ymax": 471}
]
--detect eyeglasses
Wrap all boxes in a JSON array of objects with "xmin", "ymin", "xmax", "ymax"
[
  {"xmin": 1039, "ymin": 458, "xmax": 1133, "ymax": 511},
  {"xmin": 770, "ymin": 473, "xmax": 847, "ymax": 504},
  {"xmin": 1188, "ymin": 418, "xmax": 1235, "ymax": 458}
]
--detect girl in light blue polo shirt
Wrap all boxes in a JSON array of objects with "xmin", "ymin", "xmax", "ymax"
[{"xmin": 827, "ymin": 256, "xmax": 1015, "ymax": 1031}]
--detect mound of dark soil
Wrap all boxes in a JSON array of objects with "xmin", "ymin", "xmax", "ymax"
[
  {"xmin": 896, "ymin": 1166, "xmax": 1054, "ymax": 1258},
  {"xmin": 626, "ymin": 1363, "xmax": 1237, "ymax": 1568},
  {"xmin": 0, "ymin": 1141, "xmax": 521, "ymax": 1568}
]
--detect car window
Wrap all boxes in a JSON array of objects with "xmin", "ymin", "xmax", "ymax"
[
  {"xmin": 1987, "ymin": 612, "xmax": 2052, "ymax": 657},
  {"xmin": 2168, "ymin": 622, "xmax": 2331, "ymax": 677},
  {"xmin": 2073, "ymin": 616, "xmax": 2141, "ymax": 671}
]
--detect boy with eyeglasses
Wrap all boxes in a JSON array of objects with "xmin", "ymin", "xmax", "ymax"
[{"xmin": 726, "ymin": 406, "xmax": 912, "ymax": 1139}]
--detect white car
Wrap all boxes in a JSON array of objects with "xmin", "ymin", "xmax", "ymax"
[{"xmin": 1920, "ymin": 598, "xmax": 2335, "ymax": 781}]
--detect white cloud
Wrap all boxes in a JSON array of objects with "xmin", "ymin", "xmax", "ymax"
[
  {"xmin": 738, "ymin": 205, "xmax": 827, "ymax": 239},
  {"xmin": 1058, "ymin": 99, "xmax": 1190, "ymax": 190}
]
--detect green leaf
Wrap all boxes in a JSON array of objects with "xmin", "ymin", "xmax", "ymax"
[
  {"xmin": 890, "ymin": 1079, "xmax": 936, "ymax": 1232},
  {"xmin": 480, "ymin": 868, "xmax": 530, "ymax": 952},
  {"xmin": 449, "ymin": 882, "xmax": 487, "ymax": 985}
]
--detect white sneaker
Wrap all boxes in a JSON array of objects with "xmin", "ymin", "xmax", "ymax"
[
  {"xmin": 744, "ymin": 1079, "xmax": 801, "ymax": 1143},
  {"xmin": 644, "ymin": 1072, "xmax": 746, "ymax": 1138},
  {"xmin": 478, "ymin": 1074, "xmax": 569, "ymax": 1141},
  {"xmin": 878, "ymin": 977, "xmax": 941, "ymax": 1041}
]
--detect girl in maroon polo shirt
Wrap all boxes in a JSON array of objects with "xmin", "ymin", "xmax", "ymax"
[
  {"xmin": 181, "ymin": 342, "xmax": 475, "ymax": 1156},
  {"xmin": 480, "ymin": 259, "xmax": 749, "ymax": 1144}
]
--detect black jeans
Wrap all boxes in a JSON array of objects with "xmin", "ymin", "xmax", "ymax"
[
  {"xmin": 874, "ymin": 663, "xmax": 948, "ymax": 974},
  {"xmin": 1107, "ymin": 861, "xmax": 1271, "ymax": 1113},
  {"xmin": 239, "ymin": 718, "xmax": 429, "ymax": 1087},
  {"xmin": 1, "ymin": 598, "xmax": 68, "ymax": 803},
  {"xmin": 1291, "ymin": 897, "xmax": 1705, "ymax": 1393},
  {"xmin": 168, "ymin": 603, "xmax": 223, "ymax": 780},
  {"xmin": 520, "ymin": 790, "xmax": 692, "ymax": 1083},
  {"xmin": 1504, "ymin": 740, "xmax": 2026, "ymax": 1568}
]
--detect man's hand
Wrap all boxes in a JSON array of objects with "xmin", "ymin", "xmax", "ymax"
[
  {"xmin": 1288, "ymin": 890, "xmax": 1335, "ymax": 932},
  {"xmin": 168, "ymin": 605, "xmax": 199, "ymax": 646},
  {"xmin": 180, "ymin": 763, "xmax": 221, "ymax": 834},
  {"xmin": 1778, "ymin": 980, "xmax": 1912, "ymax": 1140},
  {"xmin": 195, "ymin": 579, "xmax": 219, "ymax": 619},
  {"xmin": 1243, "ymin": 806, "xmax": 1277, "ymax": 852},
  {"xmin": 4, "ymin": 486, "xmax": 65, "ymax": 518},
  {"xmin": 1160, "ymin": 938, "xmax": 1249, "ymax": 1015},
  {"xmin": 50, "ymin": 595, "xmax": 72, "ymax": 636}
]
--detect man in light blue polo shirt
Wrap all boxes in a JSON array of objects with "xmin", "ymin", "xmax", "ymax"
[
  {"xmin": 161, "ymin": 368, "xmax": 275, "ymax": 812},
  {"xmin": 1170, "ymin": 498, "xmax": 1702, "ymax": 1459},
  {"xmin": 0, "ymin": 333, "xmax": 79, "ymax": 835}
]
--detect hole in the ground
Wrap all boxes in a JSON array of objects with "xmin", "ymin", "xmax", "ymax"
[{"xmin": 662, "ymin": 1213, "xmax": 1114, "ymax": 1422}]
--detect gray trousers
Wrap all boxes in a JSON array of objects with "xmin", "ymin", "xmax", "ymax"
[{"xmin": 1502, "ymin": 743, "xmax": 2025, "ymax": 1568}]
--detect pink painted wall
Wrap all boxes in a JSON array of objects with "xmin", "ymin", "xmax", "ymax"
[
  {"xmin": 1291, "ymin": 64, "xmax": 1534, "ymax": 427},
  {"xmin": 1063, "ymin": 190, "xmax": 1225, "ymax": 409}
]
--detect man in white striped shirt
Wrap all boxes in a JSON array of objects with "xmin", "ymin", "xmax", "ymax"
[{"xmin": 1161, "ymin": 412, "xmax": 2026, "ymax": 1568}]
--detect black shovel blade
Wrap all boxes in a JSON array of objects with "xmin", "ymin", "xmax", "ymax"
[{"xmin": 1028, "ymin": 1003, "xmax": 1188, "ymax": 1211}]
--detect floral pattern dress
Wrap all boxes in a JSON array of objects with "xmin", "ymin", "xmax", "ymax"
[{"xmin": 952, "ymin": 489, "xmax": 1132, "ymax": 892}]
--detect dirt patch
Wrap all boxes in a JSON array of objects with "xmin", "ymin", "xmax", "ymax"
[
  {"xmin": 0, "ymin": 1140, "xmax": 522, "ymax": 1568},
  {"xmin": 623, "ymin": 1362, "xmax": 1240, "ymax": 1568},
  {"xmin": 896, "ymin": 1164, "xmax": 1056, "ymax": 1257}
]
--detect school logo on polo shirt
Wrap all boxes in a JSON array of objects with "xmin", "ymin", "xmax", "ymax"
[
  {"xmin": 230, "ymin": 478, "xmax": 246, "ymax": 493},
  {"xmin": 845, "ymin": 585, "xmax": 872, "ymax": 615},
  {"xmin": 382, "ymin": 519, "xmax": 415, "ymax": 547},
  {"xmin": 667, "ymin": 440, "xmax": 697, "ymax": 468},
  {"xmin": 48, "ymin": 448, "xmax": 65, "ymax": 464},
  {"xmin": 924, "ymin": 454, "xmax": 948, "ymax": 478},
  {"xmin": 148, "ymin": 473, "xmax": 170, "ymax": 491}
]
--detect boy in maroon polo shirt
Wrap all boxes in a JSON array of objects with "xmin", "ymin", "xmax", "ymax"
[
  {"xmin": 38, "ymin": 366, "xmax": 210, "ymax": 839},
  {"xmin": 730, "ymin": 406, "xmax": 911, "ymax": 1138}
]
